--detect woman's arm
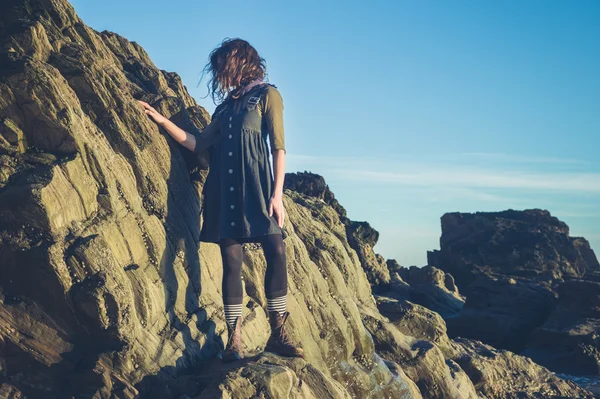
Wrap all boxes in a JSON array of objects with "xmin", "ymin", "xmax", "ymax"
[
  {"xmin": 262, "ymin": 87, "xmax": 287, "ymax": 227},
  {"xmin": 272, "ymin": 149, "xmax": 286, "ymax": 197},
  {"xmin": 137, "ymin": 100, "xmax": 220, "ymax": 153},
  {"xmin": 170, "ymin": 118, "xmax": 221, "ymax": 154}
]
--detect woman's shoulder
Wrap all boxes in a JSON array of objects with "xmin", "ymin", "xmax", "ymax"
[
  {"xmin": 252, "ymin": 82, "xmax": 278, "ymax": 96},
  {"xmin": 256, "ymin": 81, "xmax": 277, "ymax": 89},
  {"xmin": 265, "ymin": 83, "xmax": 280, "ymax": 95},
  {"xmin": 258, "ymin": 83, "xmax": 283, "ymax": 106}
]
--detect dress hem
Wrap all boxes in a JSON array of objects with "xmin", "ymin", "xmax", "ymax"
[{"xmin": 200, "ymin": 229, "xmax": 283, "ymax": 244}]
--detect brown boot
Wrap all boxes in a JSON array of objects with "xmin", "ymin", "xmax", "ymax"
[
  {"xmin": 265, "ymin": 311, "xmax": 305, "ymax": 358},
  {"xmin": 221, "ymin": 315, "xmax": 244, "ymax": 361}
]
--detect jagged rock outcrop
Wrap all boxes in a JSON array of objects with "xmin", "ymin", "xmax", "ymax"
[
  {"xmin": 285, "ymin": 172, "xmax": 393, "ymax": 289},
  {"xmin": 345, "ymin": 221, "xmax": 392, "ymax": 288},
  {"xmin": 451, "ymin": 338, "xmax": 594, "ymax": 399},
  {"xmin": 374, "ymin": 296, "xmax": 456, "ymax": 358},
  {"xmin": 445, "ymin": 275, "xmax": 556, "ymax": 352},
  {"xmin": 378, "ymin": 264, "xmax": 465, "ymax": 318},
  {"xmin": 430, "ymin": 208, "xmax": 600, "ymax": 377},
  {"xmin": 361, "ymin": 303, "xmax": 592, "ymax": 399},
  {"xmin": 0, "ymin": 1, "xmax": 596, "ymax": 398},
  {"xmin": 523, "ymin": 279, "xmax": 600, "ymax": 375},
  {"xmin": 0, "ymin": 0, "xmax": 411, "ymax": 396},
  {"xmin": 0, "ymin": 1, "xmax": 452, "ymax": 397},
  {"xmin": 283, "ymin": 171, "xmax": 347, "ymax": 222},
  {"xmin": 430, "ymin": 209, "xmax": 599, "ymax": 287}
]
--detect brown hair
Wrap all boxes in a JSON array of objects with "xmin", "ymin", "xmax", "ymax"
[{"xmin": 198, "ymin": 37, "xmax": 267, "ymax": 104}]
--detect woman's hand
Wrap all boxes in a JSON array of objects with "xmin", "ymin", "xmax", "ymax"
[
  {"xmin": 138, "ymin": 100, "xmax": 168, "ymax": 125},
  {"xmin": 268, "ymin": 193, "xmax": 286, "ymax": 228}
]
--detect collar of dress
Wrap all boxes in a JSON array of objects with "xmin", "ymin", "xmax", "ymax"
[{"xmin": 240, "ymin": 78, "xmax": 265, "ymax": 96}]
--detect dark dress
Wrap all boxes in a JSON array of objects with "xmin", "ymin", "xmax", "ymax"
[{"xmin": 192, "ymin": 83, "xmax": 286, "ymax": 243}]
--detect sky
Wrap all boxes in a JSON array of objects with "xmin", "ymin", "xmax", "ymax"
[{"xmin": 70, "ymin": 0, "xmax": 600, "ymax": 267}]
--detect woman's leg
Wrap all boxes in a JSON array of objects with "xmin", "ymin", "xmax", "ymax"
[
  {"xmin": 261, "ymin": 233, "xmax": 288, "ymax": 316},
  {"xmin": 219, "ymin": 237, "xmax": 244, "ymax": 328}
]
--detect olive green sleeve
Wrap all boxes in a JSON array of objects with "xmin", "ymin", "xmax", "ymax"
[
  {"xmin": 262, "ymin": 86, "xmax": 286, "ymax": 154},
  {"xmin": 191, "ymin": 118, "xmax": 222, "ymax": 154}
]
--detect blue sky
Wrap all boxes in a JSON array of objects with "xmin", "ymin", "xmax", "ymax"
[{"xmin": 71, "ymin": 0, "xmax": 600, "ymax": 267}]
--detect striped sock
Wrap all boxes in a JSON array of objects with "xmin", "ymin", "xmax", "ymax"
[
  {"xmin": 267, "ymin": 294, "xmax": 287, "ymax": 317},
  {"xmin": 224, "ymin": 303, "xmax": 243, "ymax": 329}
]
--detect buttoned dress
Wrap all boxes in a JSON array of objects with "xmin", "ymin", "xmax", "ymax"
[{"xmin": 192, "ymin": 83, "xmax": 286, "ymax": 243}]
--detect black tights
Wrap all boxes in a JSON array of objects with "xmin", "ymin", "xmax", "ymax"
[{"xmin": 219, "ymin": 233, "xmax": 288, "ymax": 305}]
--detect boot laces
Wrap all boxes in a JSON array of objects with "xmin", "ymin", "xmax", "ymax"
[
  {"xmin": 226, "ymin": 319, "xmax": 240, "ymax": 348},
  {"xmin": 277, "ymin": 315, "xmax": 293, "ymax": 345},
  {"xmin": 226, "ymin": 329, "xmax": 235, "ymax": 347}
]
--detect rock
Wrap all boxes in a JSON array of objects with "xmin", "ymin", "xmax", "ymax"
[
  {"xmin": 0, "ymin": 0, "xmax": 595, "ymax": 397},
  {"xmin": 433, "ymin": 209, "xmax": 599, "ymax": 288},
  {"xmin": 386, "ymin": 258, "xmax": 404, "ymax": 274},
  {"xmin": 0, "ymin": 383, "xmax": 25, "ymax": 399},
  {"xmin": 431, "ymin": 208, "xmax": 600, "ymax": 376},
  {"xmin": 346, "ymin": 220, "xmax": 392, "ymax": 288},
  {"xmin": 523, "ymin": 279, "xmax": 600, "ymax": 375},
  {"xmin": 381, "ymin": 265, "xmax": 465, "ymax": 317},
  {"xmin": 451, "ymin": 337, "xmax": 594, "ymax": 399},
  {"xmin": 286, "ymin": 171, "xmax": 394, "ymax": 290},
  {"xmin": 445, "ymin": 274, "xmax": 556, "ymax": 352},
  {"xmin": 360, "ymin": 304, "xmax": 479, "ymax": 399},
  {"xmin": 284, "ymin": 171, "xmax": 348, "ymax": 222},
  {"xmin": 139, "ymin": 353, "xmax": 354, "ymax": 399},
  {"xmin": 0, "ymin": 334, "xmax": 5, "ymax": 378},
  {"xmin": 0, "ymin": 0, "xmax": 409, "ymax": 396},
  {"xmin": 374, "ymin": 296, "xmax": 456, "ymax": 358}
]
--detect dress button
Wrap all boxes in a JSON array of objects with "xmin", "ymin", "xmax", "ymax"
[
  {"xmin": 230, "ymin": 186, "xmax": 234, "ymax": 191},
  {"xmin": 229, "ymin": 134, "xmax": 232, "ymax": 139},
  {"xmin": 229, "ymin": 116, "xmax": 232, "ymax": 121},
  {"xmin": 231, "ymin": 221, "xmax": 235, "ymax": 226},
  {"xmin": 230, "ymin": 204, "xmax": 235, "ymax": 209},
  {"xmin": 229, "ymin": 169, "xmax": 233, "ymax": 173},
  {"xmin": 229, "ymin": 123, "xmax": 232, "ymax": 128},
  {"xmin": 229, "ymin": 151, "xmax": 233, "ymax": 156}
]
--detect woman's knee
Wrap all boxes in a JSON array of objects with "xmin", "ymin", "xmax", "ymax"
[
  {"xmin": 262, "ymin": 233, "xmax": 286, "ymax": 258},
  {"xmin": 220, "ymin": 238, "xmax": 243, "ymax": 272}
]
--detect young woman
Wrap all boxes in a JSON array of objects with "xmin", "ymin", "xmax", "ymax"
[{"xmin": 138, "ymin": 38, "xmax": 304, "ymax": 362}]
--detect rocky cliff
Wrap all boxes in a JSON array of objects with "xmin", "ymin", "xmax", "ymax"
[
  {"xmin": 429, "ymin": 209, "xmax": 600, "ymax": 379},
  {"xmin": 0, "ymin": 1, "xmax": 596, "ymax": 398}
]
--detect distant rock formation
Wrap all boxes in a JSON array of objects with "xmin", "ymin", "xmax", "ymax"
[
  {"xmin": 523, "ymin": 279, "xmax": 600, "ymax": 375},
  {"xmin": 0, "ymin": 0, "xmax": 595, "ymax": 397},
  {"xmin": 429, "ymin": 209, "xmax": 599, "ymax": 286},
  {"xmin": 430, "ymin": 208, "xmax": 600, "ymax": 376}
]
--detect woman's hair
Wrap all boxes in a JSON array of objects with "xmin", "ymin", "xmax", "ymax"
[{"xmin": 198, "ymin": 37, "xmax": 267, "ymax": 104}]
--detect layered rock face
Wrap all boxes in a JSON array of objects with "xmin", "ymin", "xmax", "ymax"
[
  {"xmin": 430, "ymin": 209, "xmax": 600, "ymax": 376},
  {"xmin": 429, "ymin": 209, "xmax": 598, "ymax": 286},
  {"xmin": 285, "ymin": 171, "xmax": 393, "ymax": 290},
  {"xmin": 0, "ymin": 1, "xmax": 596, "ymax": 398},
  {"xmin": 0, "ymin": 1, "xmax": 411, "ymax": 397},
  {"xmin": 378, "ymin": 264, "xmax": 465, "ymax": 318}
]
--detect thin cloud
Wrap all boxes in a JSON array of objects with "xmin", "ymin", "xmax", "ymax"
[
  {"xmin": 415, "ymin": 186, "xmax": 535, "ymax": 204},
  {"xmin": 439, "ymin": 152, "xmax": 593, "ymax": 165},
  {"xmin": 287, "ymin": 152, "xmax": 595, "ymax": 168},
  {"xmin": 335, "ymin": 169, "xmax": 600, "ymax": 193},
  {"xmin": 287, "ymin": 153, "xmax": 600, "ymax": 194}
]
